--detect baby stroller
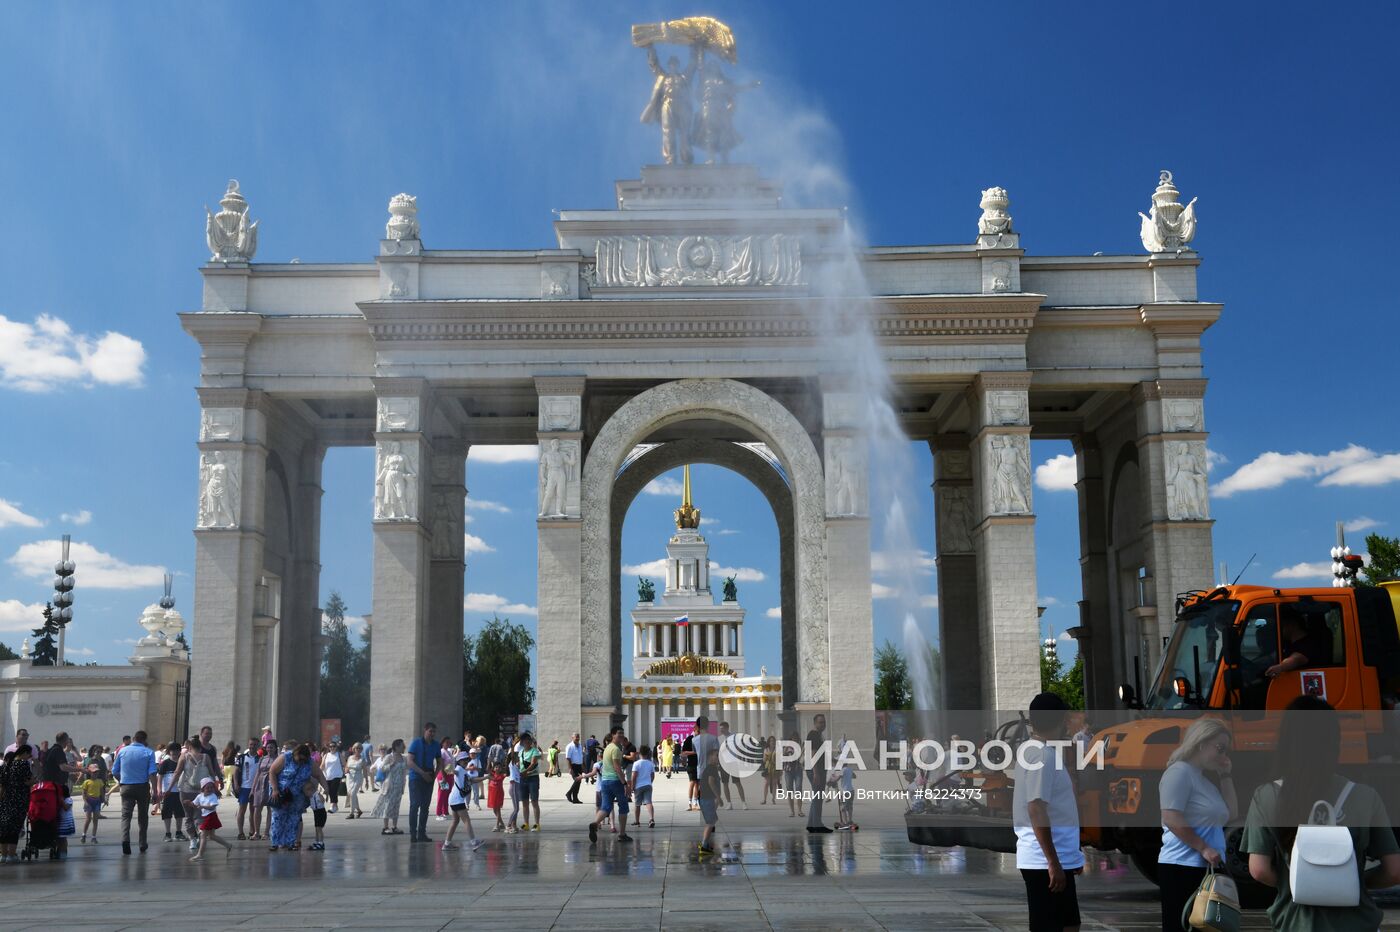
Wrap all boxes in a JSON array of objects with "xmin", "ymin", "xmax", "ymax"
[{"xmin": 21, "ymin": 780, "xmax": 62, "ymax": 861}]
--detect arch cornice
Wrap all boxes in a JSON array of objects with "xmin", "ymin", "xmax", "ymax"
[{"xmin": 579, "ymin": 378, "xmax": 828, "ymax": 707}]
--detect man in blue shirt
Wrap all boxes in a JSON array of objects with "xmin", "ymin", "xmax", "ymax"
[
  {"xmin": 564, "ymin": 732, "xmax": 585, "ymax": 803},
  {"xmin": 405, "ymin": 722, "xmax": 441, "ymax": 843},
  {"xmin": 112, "ymin": 729, "xmax": 161, "ymax": 855}
]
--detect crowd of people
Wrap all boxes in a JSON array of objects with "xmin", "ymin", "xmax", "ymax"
[{"xmin": 7, "ymin": 697, "xmax": 1400, "ymax": 931}]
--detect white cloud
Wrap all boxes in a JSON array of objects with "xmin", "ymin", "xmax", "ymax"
[
  {"xmin": 1320, "ymin": 453, "xmax": 1400, "ymax": 489},
  {"xmin": 0, "ymin": 314, "xmax": 145, "ymax": 391},
  {"xmin": 468, "ymin": 445, "xmax": 539, "ymax": 464},
  {"xmin": 463, "ymin": 592, "xmax": 537, "ymax": 616},
  {"xmin": 1272, "ymin": 561, "xmax": 1335, "ymax": 581},
  {"xmin": 321, "ymin": 611, "xmax": 369, "ymax": 635},
  {"xmin": 623, "ymin": 559, "xmax": 668, "ymax": 579},
  {"xmin": 717, "ymin": 529, "xmax": 740, "ymax": 536},
  {"xmin": 463, "ymin": 533, "xmax": 495, "ymax": 555},
  {"xmin": 871, "ymin": 582, "xmax": 896, "ymax": 599},
  {"xmin": 1213, "ymin": 444, "xmax": 1375, "ymax": 497},
  {"xmin": 1205, "ymin": 449, "xmax": 1228, "ymax": 473},
  {"xmin": 60, "ymin": 510, "xmax": 92, "ymax": 526},
  {"xmin": 0, "ymin": 499, "xmax": 43, "ymax": 528},
  {"xmin": 1035, "ymin": 453, "xmax": 1077, "ymax": 492},
  {"xmin": 700, "ymin": 517, "xmax": 720, "ymax": 526},
  {"xmin": 708, "ymin": 563, "xmax": 766, "ymax": 583},
  {"xmin": 1344, "ymin": 517, "xmax": 1382, "ymax": 533},
  {"xmin": 465, "ymin": 498, "xmax": 511, "ymax": 514},
  {"xmin": 765, "ymin": 607, "xmax": 782, "ymax": 619},
  {"xmin": 920, "ymin": 594, "xmax": 939, "ymax": 610},
  {"xmin": 870, "ymin": 549, "xmax": 935, "ymax": 577},
  {"xmin": 643, "ymin": 476, "xmax": 684, "ymax": 496},
  {"xmin": 1042, "ymin": 596, "xmax": 1062, "ymax": 606},
  {"xmin": 0, "ymin": 599, "xmax": 46, "ymax": 633},
  {"xmin": 7, "ymin": 539, "xmax": 166, "ymax": 589},
  {"xmin": 65, "ymin": 646, "xmax": 95, "ymax": 657}
]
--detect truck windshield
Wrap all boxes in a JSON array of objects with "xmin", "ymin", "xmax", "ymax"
[{"xmin": 1146, "ymin": 599, "xmax": 1240, "ymax": 710}]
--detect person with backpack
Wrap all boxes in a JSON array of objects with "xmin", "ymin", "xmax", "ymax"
[{"xmin": 1243, "ymin": 695, "xmax": 1400, "ymax": 930}]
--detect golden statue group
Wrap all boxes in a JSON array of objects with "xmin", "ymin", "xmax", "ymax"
[{"xmin": 634, "ymin": 17, "xmax": 758, "ymax": 166}]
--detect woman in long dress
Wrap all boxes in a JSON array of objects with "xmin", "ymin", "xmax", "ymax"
[
  {"xmin": 344, "ymin": 745, "xmax": 365, "ymax": 819},
  {"xmin": 267, "ymin": 743, "xmax": 324, "ymax": 852},
  {"xmin": 371, "ymin": 739, "xmax": 408, "ymax": 834},
  {"xmin": 0, "ymin": 746, "xmax": 36, "ymax": 862}
]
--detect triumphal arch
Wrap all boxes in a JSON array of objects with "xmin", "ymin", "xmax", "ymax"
[{"xmin": 184, "ymin": 21, "xmax": 1217, "ymax": 744}]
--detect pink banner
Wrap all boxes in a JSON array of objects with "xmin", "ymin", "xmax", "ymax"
[{"xmin": 659, "ymin": 717, "xmax": 717, "ymax": 743}]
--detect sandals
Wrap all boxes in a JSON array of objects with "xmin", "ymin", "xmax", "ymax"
[{"xmin": 237, "ymin": 833, "xmax": 247, "ymax": 840}]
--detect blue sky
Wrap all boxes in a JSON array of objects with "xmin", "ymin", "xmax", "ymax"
[{"xmin": 0, "ymin": 4, "xmax": 1396, "ymax": 681}]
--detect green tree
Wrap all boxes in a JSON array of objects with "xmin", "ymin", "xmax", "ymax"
[
  {"xmin": 1040, "ymin": 646, "xmax": 1085, "ymax": 710},
  {"xmin": 319, "ymin": 591, "xmax": 368, "ymax": 741},
  {"xmin": 30, "ymin": 603, "xmax": 59, "ymax": 666},
  {"xmin": 874, "ymin": 640, "xmax": 913, "ymax": 710},
  {"xmin": 462, "ymin": 616, "xmax": 535, "ymax": 737},
  {"xmin": 1360, "ymin": 534, "xmax": 1400, "ymax": 586},
  {"xmin": 0, "ymin": 642, "xmax": 18, "ymax": 661}
]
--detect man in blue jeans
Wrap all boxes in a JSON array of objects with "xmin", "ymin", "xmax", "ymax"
[{"xmin": 406, "ymin": 722, "xmax": 442, "ymax": 843}]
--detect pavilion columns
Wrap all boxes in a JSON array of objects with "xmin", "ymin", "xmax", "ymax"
[
  {"xmin": 1072, "ymin": 435, "xmax": 1115, "ymax": 710},
  {"xmin": 823, "ymin": 391, "xmax": 875, "ymax": 712},
  {"xmin": 191, "ymin": 386, "xmax": 267, "ymax": 744},
  {"xmin": 1132, "ymin": 379, "xmax": 1215, "ymax": 659},
  {"xmin": 932, "ymin": 435, "xmax": 981, "ymax": 709},
  {"xmin": 534, "ymin": 378, "xmax": 591, "ymax": 747},
  {"xmin": 369, "ymin": 379, "xmax": 438, "ymax": 743},
  {"xmin": 969, "ymin": 373, "xmax": 1042, "ymax": 710}
]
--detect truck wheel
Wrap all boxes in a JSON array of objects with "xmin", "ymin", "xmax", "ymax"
[{"xmin": 1129, "ymin": 850, "xmax": 1160, "ymax": 886}]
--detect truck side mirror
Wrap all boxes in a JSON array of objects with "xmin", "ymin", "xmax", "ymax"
[
  {"xmin": 1118, "ymin": 683, "xmax": 1142, "ymax": 709},
  {"xmin": 1173, "ymin": 676, "xmax": 1192, "ymax": 699}
]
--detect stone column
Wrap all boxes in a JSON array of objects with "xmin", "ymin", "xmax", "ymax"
[
  {"xmin": 823, "ymin": 391, "xmax": 875, "ymax": 712},
  {"xmin": 535, "ymin": 378, "xmax": 587, "ymax": 750},
  {"xmin": 427, "ymin": 440, "xmax": 467, "ymax": 737},
  {"xmin": 277, "ymin": 441, "xmax": 325, "ymax": 741},
  {"xmin": 1072, "ymin": 435, "xmax": 1114, "ymax": 710},
  {"xmin": 932, "ymin": 435, "xmax": 981, "ymax": 709},
  {"xmin": 1132, "ymin": 380, "xmax": 1215, "ymax": 655},
  {"xmin": 191, "ymin": 388, "xmax": 266, "ymax": 744},
  {"xmin": 970, "ymin": 373, "xmax": 1042, "ymax": 710},
  {"xmin": 369, "ymin": 380, "xmax": 434, "ymax": 743}
]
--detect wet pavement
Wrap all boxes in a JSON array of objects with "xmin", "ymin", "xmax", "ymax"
[{"xmin": 3, "ymin": 775, "xmax": 1399, "ymax": 930}]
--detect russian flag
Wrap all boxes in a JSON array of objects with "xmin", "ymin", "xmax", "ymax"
[{"xmin": 674, "ymin": 614, "xmax": 689, "ymax": 626}]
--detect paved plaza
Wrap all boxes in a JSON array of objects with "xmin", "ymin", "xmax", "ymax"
[{"xmin": 4, "ymin": 776, "xmax": 1398, "ymax": 931}]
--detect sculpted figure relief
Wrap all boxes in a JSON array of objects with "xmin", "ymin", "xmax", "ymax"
[
  {"xmin": 1167, "ymin": 441, "xmax": 1210, "ymax": 521},
  {"xmin": 538, "ymin": 438, "xmax": 578, "ymax": 517},
  {"xmin": 827, "ymin": 437, "xmax": 864, "ymax": 517},
  {"xmin": 988, "ymin": 434, "xmax": 1032, "ymax": 515},
  {"xmin": 197, "ymin": 451, "xmax": 240, "ymax": 528},
  {"xmin": 692, "ymin": 54, "xmax": 758, "ymax": 164},
  {"xmin": 374, "ymin": 441, "xmax": 418, "ymax": 520},
  {"xmin": 722, "ymin": 575, "xmax": 738, "ymax": 602},
  {"xmin": 939, "ymin": 485, "xmax": 975, "ymax": 553},
  {"xmin": 634, "ymin": 17, "xmax": 752, "ymax": 166}
]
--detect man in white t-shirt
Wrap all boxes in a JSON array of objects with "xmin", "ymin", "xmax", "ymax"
[{"xmin": 1011, "ymin": 693, "xmax": 1083, "ymax": 932}]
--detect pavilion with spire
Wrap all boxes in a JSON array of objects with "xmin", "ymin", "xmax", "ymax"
[{"xmin": 620, "ymin": 465, "xmax": 782, "ymax": 745}]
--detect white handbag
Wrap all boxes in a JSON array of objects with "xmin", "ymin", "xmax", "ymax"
[{"xmin": 1288, "ymin": 780, "xmax": 1359, "ymax": 908}]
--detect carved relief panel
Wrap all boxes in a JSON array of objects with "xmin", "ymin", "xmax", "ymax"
[
  {"xmin": 197, "ymin": 451, "xmax": 241, "ymax": 529},
  {"xmin": 199, "ymin": 407, "xmax": 245, "ymax": 443},
  {"xmin": 537, "ymin": 438, "xmax": 580, "ymax": 518},
  {"xmin": 825, "ymin": 435, "xmax": 868, "ymax": 518},
  {"xmin": 374, "ymin": 441, "xmax": 420, "ymax": 521},
  {"xmin": 376, "ymin": 397, "xmax": 420, "ymax": 433},
  {"xmin": 983, "ymin": 433, "xmax": 1032, "ymax": 516},
  {"xmin": 1165, "ymin": 440, "xmax": 1210, "ymax": 521}
]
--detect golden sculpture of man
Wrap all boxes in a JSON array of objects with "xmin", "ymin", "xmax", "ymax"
[{"xmin": 640, "ymin": 45, "xmax": 698, "ymax": 165}]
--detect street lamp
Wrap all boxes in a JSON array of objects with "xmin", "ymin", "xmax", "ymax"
[{"xmin": 52, "ymin": 534, "xmax": 76, "ymax": 665}]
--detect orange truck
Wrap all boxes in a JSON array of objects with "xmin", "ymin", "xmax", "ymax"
[{"xmin": 907, "ymin": 581, "xmax": 1400, "ymax": 898}]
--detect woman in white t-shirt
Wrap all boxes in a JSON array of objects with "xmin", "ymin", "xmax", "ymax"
[
  {"xmin": 629, "ymin": 745, "xmax": 656, "ymax": 829},
  {"xmin": 321, "ymin": 745, "xmax": 344, "ymax": 814},
  {"xmin": 1158, "ymin": 719, "xmax": 1236, "ymax": 930}
]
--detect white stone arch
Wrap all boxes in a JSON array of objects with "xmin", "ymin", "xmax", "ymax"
[
  {"xmin": 610, "ymin": 438, "xmax": 797, "ymax": 706},
  {"xmin": 580, "ymin": 378, "xmax": 828, "ymax": 708}
]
